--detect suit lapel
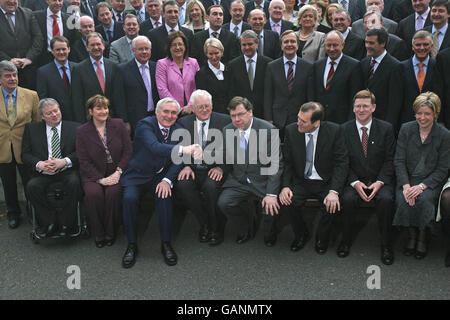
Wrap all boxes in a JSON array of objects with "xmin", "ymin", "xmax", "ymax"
[
  {"xmin": 86, "ymin": 59, "xmax": 103, "ymax": 92},
  {"xmin": 319, "ymin": 59, "xmax": 327, "ymax": 89},
  {"xmin": 0, "ymin": 90, "xmax": 7, "ymax": 121},
  {"xmin": 406, "ymin": 58, "xmax": 420, "ymax": 92},
  {"xmin": 131, "ymin": 60, "xmax": 146, "ymax": 91},
  {"xmin": 85, "ymin": 121, "xmax": 104, "ymax": 148}
]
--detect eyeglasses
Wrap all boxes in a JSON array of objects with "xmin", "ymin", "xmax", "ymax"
[{"xmin": 354, "ymin": 105, "xmax": 372, "ymax": 110}]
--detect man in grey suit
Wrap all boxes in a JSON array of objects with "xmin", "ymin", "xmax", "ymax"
[
  {"xmin": 109, "ymin": 14, "xmax": 140, "ymax": 64},
  {"xmin": 0, "ymin": 0, "xmax": 43, "ymax": 90},
  {"xmin": 217, "ymin": 96, "xmax": 283, "ymax": 246},
  {"xmin": 351, "ymin": 0, "xmax": 398, "ymax": 37}
]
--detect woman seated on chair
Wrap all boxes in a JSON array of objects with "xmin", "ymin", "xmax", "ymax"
[
  {"xmin": 76, "ymin": 95, "xmax": 132, "ymax": 248},
  {"xmin": 393, "ymin": 92, "xmax": 450, "ymax": 260}
]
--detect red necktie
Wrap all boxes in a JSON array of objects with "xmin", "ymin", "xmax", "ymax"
[
  {"xmin": 325, "ymin": 61, "xmax": 335, "ymax": 90},
  {"xmin": 61, "ymin": 65, "xmax": 70, "ymax": 91},
  {"xmin": 52, "ymin": 14, "xmax": 60, "ymax": 37},
  {"xmin": 287, "ymin": 61, "xmax": 294, "ymax": 91},
  {"xmin": 361, "ymin": 127, "xmax": 368, "ymax": 158},
  {"xmin": 95, "ymin": 60, "xmax": 105, "ymax": 93}
]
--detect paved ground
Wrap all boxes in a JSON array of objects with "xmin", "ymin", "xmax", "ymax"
[{"xmin": 1, "ymin": 196, "xmax": 449, "ymax": 300}]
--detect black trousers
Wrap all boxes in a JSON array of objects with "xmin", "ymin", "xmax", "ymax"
[
  {"xmin": 286, "ymin": 180, "xmax": 335, "ymax": 243},
  {"xmin": 175, "ymin": 167, "xmax": 225, "ymax": 232},
  {"xmin": 441, "ymin": 188, "xmax": 450, "ymax": 246},
  {"xmin": 26, "ymin": 169, "xmax": 82, "ymax": 228},
  {"xmin": 0, "ymin": 147, "xmax": 30, "ymax": 218},
  {"xmin": 341, "ymin": 184, "xmax": 394, "ymax": 246}
]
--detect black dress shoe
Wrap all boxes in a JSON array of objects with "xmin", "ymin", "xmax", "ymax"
[
  {"xmin": 381, "ymin": 246, "xmax": 394, "ymax": 265},
  {"xmin": 122, "ymin": 244, "xmax": 138, "ymax": 268},
  {"xmin": 58, "ymin": 225, "xmax": 69, "ymax": 238},
  {"xmin": 236, "ymin": 233, "xmax": 251, "ymax": 244},
  {"xmin": 290, "ymin": 233, "xmax": 309, "ymax": 252},
  {"xmin": 445, "ymin": 251, "xmax": 450, "ymax": 268},
  {"xmin": 198, "ymin": 225, "xmax": 209, "ymax": 243},
  {"xmin": 264, "ymin": 234, "xmax": 277, "ymax": 247},
  {"xmin": 8, "ymin": 216, "xmax": 21, "ymax": 229},
  {"xmin": 105, "ymin": 238, "xmax": 116, "ymax": 247},
  {"xmin": 161, "ymin": 242, "xmax": 177, "ymax": 266},
  {"xmin": 95, "ymin": 239, "xmax": 106, "ymax": 248},
  {"xmin": 208, "ymin": 232, "xmax": 223, "ymax": 246},
  {"xmin": 414, "ymin": 241, "xmax": 427, "ymax": 259},
  {"xmin": 336, "ymin": 242, "xmax": 350, "ymax": 258},
  {"xmin": 315, "ymin": 240, "xmax": 328, "ymax": 255}
]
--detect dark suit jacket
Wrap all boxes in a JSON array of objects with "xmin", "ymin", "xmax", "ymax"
[
  {"xmin": 313, "ymin": 55, "xmax": 363, "ymax": 124},
  {"xmin": 146, "ymin": 25, "xmax": 194, "ymax": 62},
  {"xmin": 68, "ymin": 38, "xmax": 89, "ymax": 63},
  {"xmin": 258, "ymin": 29, "xmax": 281, "ymax": 60},
  {"xmin": 201, "ymin": 0, "xmax": 232, "ymax": 23},
  {"xmin": 386, "ymin": 33, "xmax": 410, "ymax": 61},
  {"xmin": 0, "ymin": 7, "xmax": 43, "ymax": 63},
  {"xmin": 264, "ymin": 19, "xmax": 295, "ymax": 34},
  {"xmin": 139, "ymin": 17, "xmax": 165, "ymax": 36},
  {"xmin": 21, "ymin": 120, "xmax": 80, "ymax": 174},
  {"xmin": 395, "ymin": 121, "xmax": 450, "ymax": 191},
  {"xmin": 191, "ymin": 28, "xmax": 240, "ymax": 66},
  {"xmin": 436, "ymin": 47, "xmax": 450, "ymax": 128},
  {"xmin": 222, "ymin": 117, "xmax": 283, "ymax": 197},
  {"xmin": 76, "ymin": 118, "xmax": 132, "ymax": 183},
  {"xmin": 113, "ymin": 59, "xmax": 159, "ymax": 130},
  {"xmin": 178, "ymin": 112, "xmax": 231, "ymax": 170},
  {"xmin": 400, "ymin": 57, "xmax": 440, "ymax": 124},
  {"xmin": 24, "ymin": 0, "xmax": 71, "ymax": 12},
  {"xmin": 425, "ymin": 24, "xmax": 450, "ymax": 53},
  {"xmin": 228, "ymin": 54, "xmax": 272, "ymax": 119},
  {"xmin": 120, "ymin": 116, "xmax": 183, "ymax": 187},
  {"xmin": 243, "ymin": 1, "xmax": 270, "ymax": 21},
  {"xmin": 95, "ymin": 21, "xmax": 125, "ymax": 57},
  {"xmin": 80, "ymin": 0, "xmax": 98, "ymax": 23},
  {"xmin": 361, "ymin": 52, "xmax": 404, "ymax": 131},
  {"xmin": 392, "ymin": 0, "xmax": 414, "ymax": 23},
  {"xmin": 36, "ymin": 60, "xmax": 77, "ymax": 121},
  {"xmin": 343, "ymin": 30, "xmax": 365, "ymax": 61},
  {"xmin": 396, "ymin": 12, "xmax": 432, "ymax": 53},
  {"xmin": 343, "ymin": 118, "xmax": 395, "ymax": 186},
  {"xmin": 195, "ymin": 64, "xmax": 231, "ymax": 114},
  {"xmin": 282, "ymin": 121, "xmax": 349, "ymax": 194},
  {"xmin": 264, "ymin": 56, "xmax": 314, "ymax": 129},
  {"xmin": 222, "ymin": 21, "xmax": 252, "ymax": 36},
  {"xmin": 33, "ymin": 9, "xmax": 75, "ymax": 66},
  {"xmin": 71, "ymin": 57, "xmax": 118, "ymax": 123}
]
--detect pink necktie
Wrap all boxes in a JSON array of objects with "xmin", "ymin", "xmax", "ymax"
[{"xmin": 95, "ymin": 60, "xmax": 105, "ymax": 93}]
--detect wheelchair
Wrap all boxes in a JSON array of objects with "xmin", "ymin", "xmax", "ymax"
[{"xmin": 28, "ymin": 181, "xmax": 89, "ymax": 244}]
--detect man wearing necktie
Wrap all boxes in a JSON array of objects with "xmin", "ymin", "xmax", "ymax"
[
  {"xmin": 424, "ymin": 0, "xmax": 450, "ymax": 58},
  {"xmin": 95, "ymin": 2, "xmax": 125, "ymax": 58},
  {"xmin": 120, "ymin": 97, "xmax": 202, "ymax": 268},
  {"xmin": 217, "ymin": 96, "xmax": 283, "ymax": 247},
  {"xmin": 0, "ymin": 60, "xmax": 40, "ymax": 229},
  {"xmin": 176, "ymin": 0, "xmax": 187, "ymax": 25},
  {"xmin": 22, "ymin": 98, "xmax": 81, "ymax": 239},
  {"xmin": 279, "ymin": 102, "xmax": 348, "ymax": 255},
  {"xmin": 177, "ymin": 90, "xmax": 231, "ymax": 246},
  {"xmin": 264, "ymin": 0, "xmax": 294, "ymax": 36},
  {"xmin": 341, "ymin": 90, "xmax": 396, "ymax": 265},
  {"xmin": 111, "ymin": 0, "xmax": 126, "ymax": 22}
]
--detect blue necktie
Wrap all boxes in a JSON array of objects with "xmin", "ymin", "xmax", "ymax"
[{"xmin": 304, "ymin": 134, "xmax": 313, "ymax": 178}]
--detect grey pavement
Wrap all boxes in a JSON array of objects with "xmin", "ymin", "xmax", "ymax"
[{"xmin": 1, "ymin": 193, "xmax": 449, "ymax": 300}]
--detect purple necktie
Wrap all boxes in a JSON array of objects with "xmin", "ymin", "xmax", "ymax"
[{"xmin": 141, "ymin": 64, "xmax": 153, "ymax": 111}]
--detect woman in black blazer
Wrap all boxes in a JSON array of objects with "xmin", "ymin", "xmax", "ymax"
[
  {"xmin": 393, "ymin": 92, "xmax": 450, "ymax": 259},
  {"xmin": 194, "ymin": 38, "xmax": 230, "ymax": 114}
]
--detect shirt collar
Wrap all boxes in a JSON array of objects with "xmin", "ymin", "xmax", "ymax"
[
  {"xmin": 239, "ymin": 117, "xmax": 254, "ymax": 138},
  {"xmin": 158, "ymin": 122, "xmax": 170, "ymax": 132},
  {"xmin": 54, "ymin": 59, "xmax": 69, "ymax": 69},
  {"xmin": 90, "ymin": 56, "xmax": 104, "ymax": 65},
  {"xmin": 209, "ymin": 28, "xmax": 222, "ymax": 37},
  {"xmin": 356, "ymin": 119, "xmax": 372, "ymax": 132},
  {"xmin": 327, "ymin": 53, "xmax": 343, "ymax": 65},
  {"xmin": 372, "ymin": 49, "xmax": 387, "ymax": 63},
  {"xmin": 231, "ymin": 21, "xmax": 242, "ymax": 29},
  {"xmin": 47, "ymin": 7, "xmax": 61, "ymax": 18},
  {"xmin": 413, "ymin": 54, "xmax": 429, "ymax": 67},
  {"xmin": 165, "ymin": 23, "xmax": 179, "ymax": 32},
  {"xmin": 432, "ymin": 23, "xmax": 448, "ymax": 35},
  {"xmin": 283, "ymin": 55, "xmax": 297, "ymax": 64},
  {"xmin": 46, "ymin": 121, "xmax": 62, "ymax": 133},
  {"xmin": 2, "ymin": 87, "xmax": 17, "ymax": 99},
  {"xmin": 270, "ymin": 18, "xmax": 281, "ymax": 27},
  {"xmin": 416, "ymin": 7, "xmax": 430, "ymax": 20},
  {"xmin": 103, "ymin": 21, "xmax": 114, "ymax": 32},
  {"xmin": 245, "ymin": 53, "xmax": 258, "ymax": 63},
  {"xmin": 208, "ymin": 60, "xmax": 225, "ymax": 74},
  {"xmin": 135, "ymin": 59, "xmax": 149, "ymax": 69}
]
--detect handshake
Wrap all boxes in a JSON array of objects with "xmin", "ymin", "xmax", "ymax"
[{"xmin": 181, "ymin": 144, "xmax": 203, "ymax": 160}]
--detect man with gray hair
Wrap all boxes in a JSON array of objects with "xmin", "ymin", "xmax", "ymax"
[
  {"xmin": 228, "ymin": 29, "xmax": 272, "ymax": 119},
  {"xmin": 69, "ymin": 15, "xmax": 95, "ymax": 62},
  {"xmin": 264, "ymin": 0, "xmax": 295, "ymax": 35},
  {"xmin": 332, "ymin": 8, "xmax": 366, "ymax": 60},
  {"xmin": 0, "ymin": 60, "xmax": 40, "ymax": 229},
  {"xmin": 351, "ymin": 0, "xmax": 398, "ymax": 38},
  {"xmin": 21, "ymin": 98, "xmax": 81, "ymax": 238},
  {"xmin": 114, "ymin": 35, "xmax": 159, "ymax": 133},
  {"xmin": 176, "ymin": 89, "xmax": 231, "ymax": 246},
  {"xmin": 109, "ymin": 14, "xmax": 140, "ymax": 64}
]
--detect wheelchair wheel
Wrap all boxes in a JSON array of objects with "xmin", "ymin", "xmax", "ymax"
[{"xmin": 30, "ymin": 232, "xmax": 40, "ymax": 245}]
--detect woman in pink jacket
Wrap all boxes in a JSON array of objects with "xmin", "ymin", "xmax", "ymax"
[{"xmin": 156, "ymin": 31, "xmax": 200, "ymax": 115}]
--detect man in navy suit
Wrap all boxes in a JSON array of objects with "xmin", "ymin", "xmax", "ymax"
[
  {"xmin": 94, "ymin": 2, "xmax": 125, "ymax": 57},
  {"xmin": 248, "ymin": 8, "xmax": 281, "ymax": 59},
  {"xmin": 36, "ymin": 36, "xmax": 77, "ymax": 121},
  {"xmin": 424, "ymin": 0, "xmax": 450, "ymax": 57},
  {"xmin": 114, "ymin": 35, "xmax": 159, "ymax": 133},
  {"xmin": 121, "ymin": 97, "xmax": 202, "ymax": 268},
  {"xmin": 340, "ymin": 89, "xmax": 396, "ymax": 265},
  {"xmin": 222, "ymin": 0, "xmax": 251, "ymax": 37}
]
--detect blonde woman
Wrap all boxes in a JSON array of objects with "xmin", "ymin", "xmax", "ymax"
[
  {"xmin": 295, "ymin": 5, "xmax": 326, "ymax": 62},
  {"xmin": 182, "ymin": 0, "xmax": 210, "ymax": 33}
]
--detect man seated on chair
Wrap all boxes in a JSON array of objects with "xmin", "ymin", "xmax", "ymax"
[{"xmin": 21, "ymin": 98, "xmax": 82, "ymax": 238}]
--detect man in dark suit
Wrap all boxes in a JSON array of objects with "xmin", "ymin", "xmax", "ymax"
[
  {"xmin": 340, "ymin": 89, "xmax": 396, "ymax": 265},
  {"xmin": 110, "ymin": 0, "xmax": 126, "ymax": 22},
  {"xmin": 201, "ymin": 0, "xmax": 232, "ymax": 23},
  {"xmin": 36, "ymin": 36, "xmax": 76, "ymax": 121},
  {"xmin": 191, "ymin": 5, "xmax": 240, "ymax": 66},
  {"xmin": 313, "ymin": 31, "xmax": 363, "ymax": 124},
  {"xmin": 331, "ymin": 0, "xmax": 360, "ymax": 23},
  {"xmin": 436, "ymin": 47, "xmax": 450, "ymax": 128},
  {"xmin": 24, "ymin": 0, "xmax": 71, "ymax": 12},
  {"xmin": 279, "ymin": 102, "xmax": 348, "ymax": 254},
  {"xmin": 217, "ymin": 96, "xmax": 283, "ymax": 246},
  {"xmin": 68, "ymin": 15, "xmax": 95, "ymax": 62},
  {"xmin": 352, "ymin": 0, "xmax": 398, "ymax": 36},
  {"xmin": 126, "ymin": 0, "xmax": 149, "ymax": 23},
  {"xmin": 139, "ymin": 0, "xmax": 164, "ymax": 35},
  {"xmin": 33, "ymin": 0, "xmax": 75, "ymax": 67},
  {"xmin": 264, "ymin": 0, "xmax": 295, "ymax": 36},
  {"xmin": 71, "ymin": 32, "xmax": 118, "ymax": 123},
  {"xmin": 332, "ymin": 8, "xmax": 366, "ymax": 60},
  {"xmin": 114, "ymin": 35, "xmax": 159, "ymax": 133},
  {"xmin": 0, "ymin": 0, "xmax": 43, "ymax": 90},
  {"xmin": 120, "ymin": 97, "xmax": 202, "ymax": 268},
  {"xmin": 146, "ymin": 0, "xmax": 194, "ymax": 62},
  {"xmin": 176, "ymin": 90, "xmax": 231, "ymax": 245},
  {"xmin": 361, "ymin": 27, "xmax": 404, "ymax": 131},
  {"xmin": 396, "ymin": 0, "xmax": 432, "ymax": 53},
  {"xmin": 243, "ymin": 0, "xmax": 269, "ymax": 21},
  {"xmin": 21, "ymin": 98, "xmax": 81, "ymax": 238},
  {"xmin": 264, "ymin": 30, "xmax": 313, "ymax": 137},
  {"xmin": 248, "ymin": 8, "xmax": 281, "ymax": 59},
  {"xmin": 392, "ymin": 0, "xmax": 415, "ymax": 22},
  {"xmin": 400, "ymin": 30, "xmax": 440, "ymax": 125},
  {"xmin": 222, "ymin": 0, "xmax": 251, "ymax": 37},
  {"xmin": 424, "ymin": 0, "xmax": 450, "ymax": 58},
  {"xmin": 228, "ymin": 30, "xmax": 271, "ymax": 119},
  {"xmin": 79, "ymin": 0, "xmax": 98, "ymax": 24},
  {"xmin": 94, "ymin": 2, "xmax": 124, "ymax": 57}
]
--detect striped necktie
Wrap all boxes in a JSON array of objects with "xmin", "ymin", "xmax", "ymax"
[
  {"xmin": 51, "ymin": 127, "xmax": 62, "ymax": 159},
  {"xmin": 287, "ymin": 61, "xmax": 294, "ymax": 91},
  {"xmin": 325, "ymin": 60, "xmax": 335, "ymax": 90},
  {"xmin": 416, "ymin": 62, "xmax": 425, "ymax": 92}
]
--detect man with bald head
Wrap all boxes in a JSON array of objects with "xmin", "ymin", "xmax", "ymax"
[
  {"xmin": 69, "ymin": 15, "xmax": 95, "ymax": 62},
  {"xmin": 264, "ymin": 0, "xmax": 295, "ymax": 35},
  {"xmin": 248, "ymin": 8, "xmax": 281, "ymax": 59},
  {"xmin": 352, "ymin": 0, "xmax": 398, "ymax": 37}
]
